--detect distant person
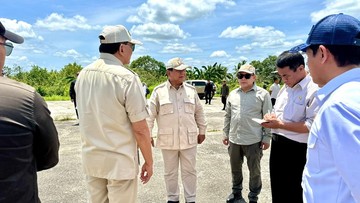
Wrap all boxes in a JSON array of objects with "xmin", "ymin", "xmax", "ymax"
[
  {"xmin": 147, "ymin": 57, "xmax": 207, "ymax": 203},
  {"xmin": 269, "ymin": 77, "xmax": 280, "ymax": 106},
  {"xmin": 75, "ymin": 25, "xmax": 153, "ymax": 203},
  {"xmin": 143, "ymin": 82, "xmax": 150, "ymax": 98},
  {"xmin": 220, "ymin": 80, "xmax": 229, "ymax": 110},
  {"xmin": 291, "ymin": 13, "xmax": 360, "ymax": 203},
  {"xmin": 223, "ymin": 64, "xmax": 272, "ymax": 203},
  {"xmin": 262, "ymin": 51, "xmax": 318, "ymax": 203},
  {"xmin": 204, "ymin": 79, "xmax": 213, "ymax": 104},
  {"xmin": 69, "ymin": 72, "xmax": 79, "ymax": 124},
  {"xmin": 0, "ymin": 21, "xmax": 60, "ymax": 202}
]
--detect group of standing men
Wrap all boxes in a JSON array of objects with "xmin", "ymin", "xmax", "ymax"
[
  {"xmin": 224, "ymin": 13, "xmax": 360, "ymax": 203},
  {"xmin": 1, "ymin": 12, "xmax": 360, "ymax": 203}
]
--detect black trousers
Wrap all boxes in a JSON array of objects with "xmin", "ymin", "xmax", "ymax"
[{"xmin": 270, "ymin": 134, "xmax": 307, "ymax": 203}]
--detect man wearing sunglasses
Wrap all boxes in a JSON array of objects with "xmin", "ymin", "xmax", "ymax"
[
  {"xmin": 223, "ymin": 64, "xmax": 272, "ymax": 203},
  {"xmin": 75, "ymin": 25, "xmax": 153, "ymax": 203},
  {"xmin": 0, "ymin": 21, "xmax": 60, "ymax": 202}
]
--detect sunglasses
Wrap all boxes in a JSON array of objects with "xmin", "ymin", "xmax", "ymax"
[
  {"xmin": 237, "ymin": 73, "xmax": 253, "ymax": 79},
  {"xmin": 0, "ymin": 42, "xmax": 14, "ymax": 56},
  {"xmin": 123, "ymin": 42, "xmax": 135, "ymax": 52}
]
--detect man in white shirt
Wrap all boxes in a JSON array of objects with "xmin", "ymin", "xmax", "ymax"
[
  {"xmin": 269, "ymin": 77, "xmax": 280, "ymax": 106},
  {"xmin": 262, "ymin": 51, "xmax": 318, "ymax": 203}
]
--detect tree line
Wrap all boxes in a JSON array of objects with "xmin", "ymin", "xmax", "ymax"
[{"xmin": 3, "ymin": 55, "xmax": 279, "ymax": 100}]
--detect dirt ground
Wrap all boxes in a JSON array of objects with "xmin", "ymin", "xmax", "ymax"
[{"xmin": 38, "ymin": 98, "xmax": 272, "ymax": 203}]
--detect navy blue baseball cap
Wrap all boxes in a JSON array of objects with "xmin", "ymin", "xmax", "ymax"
[{"xmin": 291, "ymin": 13, "xmax": 360, "ymax": 52}]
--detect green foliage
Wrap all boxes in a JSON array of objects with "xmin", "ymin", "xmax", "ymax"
[{"xmin": 3, "ymin": 55, "xmax": 279, "ymax": 100}]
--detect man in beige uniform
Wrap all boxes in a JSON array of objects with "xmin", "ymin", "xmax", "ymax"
[
  {"xmin": 75, "ymin": 25, "xmax": 153, "ymax": 203},
  {"xmin": 147, "ymin": 57, "xmax": 207, "ymax": 203}
]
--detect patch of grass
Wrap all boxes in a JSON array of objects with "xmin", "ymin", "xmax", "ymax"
[
  {"xmin": 207, "ymin": 129, "xmax": 221, "ymax": 132},
  {"xmin": 44, "ymin": 95, "xmax": 70, "ymax": 101},
  {"xmin": 54, "ymin": 115, "xmax": 75, "ymax": 121}
]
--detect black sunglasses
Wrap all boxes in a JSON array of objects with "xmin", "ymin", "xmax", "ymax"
[{"xmin": 237, "ymin": 73, "xmax": 253, "ymax": 79}]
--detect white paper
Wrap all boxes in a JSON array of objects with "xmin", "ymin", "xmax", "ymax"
[{"xmin": 251, "ymin": 118, "xmax": 269, "ymax": 124}]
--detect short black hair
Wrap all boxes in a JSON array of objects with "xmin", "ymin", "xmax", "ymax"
[
  {"xmin": 99, "ymin": 43, "xmax": 121, "ymax": 54},
  {"xmin": 276, "ymin": 51, "xmax": 305, "ymax": 72},
  {"xmin": 309, "ymin": 44, "xmax": 360, "ymax": 67}
]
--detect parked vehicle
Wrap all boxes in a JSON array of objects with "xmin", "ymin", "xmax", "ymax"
[{"xmin": 185, "ymin": 80, "xmax": 207, "ymax": 99}]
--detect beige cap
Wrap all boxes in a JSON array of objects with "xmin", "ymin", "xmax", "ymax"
[
  {"xmin": 239, "ymin": 64, "xmax": 256, "ymax": 74},
  {"xmin": 166, "ymin": 57, "xmax": 191, "ymax": 70},
  {"xmin": 99, "ymin": 25, "xmax": 142, "ymax": 45}
]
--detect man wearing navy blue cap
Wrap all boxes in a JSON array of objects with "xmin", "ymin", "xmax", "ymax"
[
  {"xmin": 0, "ymin": 21, "xmax": 59, "ymax": 202},
  {"xmin": 291, "ymin": 13, "xmax": 360, "ymax": 203}
]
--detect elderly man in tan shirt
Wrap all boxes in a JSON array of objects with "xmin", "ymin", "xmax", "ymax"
[{"xmin": 147, "ymin": 57, "xmax": 207, "ymax": 203}]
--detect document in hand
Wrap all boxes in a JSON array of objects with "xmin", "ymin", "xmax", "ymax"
[{"xmin": 251, "ymin": 118, "xmax": 269, "ymax": 125}]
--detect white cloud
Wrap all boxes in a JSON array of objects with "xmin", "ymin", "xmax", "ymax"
[
  {"xmin": 35, "ymin": 13, "xmax": 101, "ymax": 31},
  {"xmin": 160, "ymin": 43, "xmax": 202, "ymax": 53},
  {"xmin": 210, "ymin": 50, "xmax": 230, "ymax": 58},
  {"xmin": 129, "ymin": 0, "xmax": 236, "ymax": 23},
  {"xmin": 310, "ymin": 0, "xmax": 360, "ymax": 23},
  {"xmin": 219, "ymin": 25, "xmax": 285, "ymax": 42},
  {"xmin": 131, "ymin": 23, "xmax": 190, "ymax": 41},
  {"xmin": 0, "ymin": 18, "xmax": 38, "ymax": 39},
  {"xmin": 54, "ymin": 49, "xmax": 82, "ymax": 59}
]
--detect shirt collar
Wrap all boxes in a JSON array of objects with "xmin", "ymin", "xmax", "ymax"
[{"xmin": 317, "ymin": 68, "xmax": 360, "ymax": 104}]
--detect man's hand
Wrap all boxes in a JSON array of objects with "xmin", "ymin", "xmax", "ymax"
[
  {"xmin": 222, "ymin": 138, "xmax": 229, "ymax": 146},
  {"xmin": 140, "ymin": 162, "xmax": 153, "ymax": 184},
  {"xmin": 260, "ymin": 142, "xmax": 270, "ymax": 150},
  {"xmin": 198, "ymin": 134, "xmax": 205, "ymax": 144}
]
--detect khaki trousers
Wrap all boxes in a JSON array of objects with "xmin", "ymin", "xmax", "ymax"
[
  {"xmin": 161, "ymin": 147, "xmax": 197, "ymax": 202},
  {"xmin": 86, "ymin": 176, "xmax": 137, "ymax": 203}
]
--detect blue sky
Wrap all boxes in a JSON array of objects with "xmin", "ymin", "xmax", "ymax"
[{"xmin": 2, "ymin": 0, "xmax": 360, "ymax": 72}]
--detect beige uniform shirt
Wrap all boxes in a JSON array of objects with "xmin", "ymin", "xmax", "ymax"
[
  {"xmin": 147, "ymin": 81, "xmax": 207, "ymax": 150},
  {"xmin": 75, "ymin": 53, "xmax": 149, "ymax": 180}
]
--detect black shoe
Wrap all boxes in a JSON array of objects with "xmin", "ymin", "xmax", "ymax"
[
  {"xmin": 72, "ymin": 123, "xmax": 79, "ymax": 126},
  {"xmin": 167, "ymin": 201, "xmax": 179, "ymax": 203},
  {"xmin": 226, "ymin": 193, "xmax": 246, "ymax": 203},
  {"xmin": 249, "ymin": 201, "xmax": 257, "ymax": 203}
]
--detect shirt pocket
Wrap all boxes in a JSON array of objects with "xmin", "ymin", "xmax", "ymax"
[
  {"xmin": 307, "ymin": 134, "xmax": 320, "ymax": 173},
  {"xmin": 184, "ymin": 98, "xmax": 195, "ymax": 114},
  {"xmin": 157, "ymin": 128, "xmax": 174, "ymax": 147},
  {"xmin": 284, "ymin": 102, "xmax": 305, "ymax": 122},
  {"xmin": 187, "ymin": 128, "xmax": 198, "ymax": 144},
  {"xmin": 159, "ymin": 99, "xmax": 174, "ymax": 116}
]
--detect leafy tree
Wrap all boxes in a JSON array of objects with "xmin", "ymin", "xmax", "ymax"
[{"xmin": 129, "ymin": 55, "xmax": 167, "ymax": 88}]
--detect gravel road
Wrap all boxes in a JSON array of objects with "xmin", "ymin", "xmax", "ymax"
[{"xmin": 38, "ymin": 98, "xmax": 271, "ymax": 203}]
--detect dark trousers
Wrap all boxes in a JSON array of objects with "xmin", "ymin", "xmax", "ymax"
[
  {"xmin": 228, "ymin": 142, "xmax": 263, "ymax": 202},
  {"xmin": 205, "ymin": 92, "xmax": 212, "ymax": 104},
  {"xmin": 221, "ymin": 96, "xmax": 227, "ymax": 109},
  {"xmin": 73, "ymin": 99, "xmax": 78, "ymax": 119},
  {"xmin": 271, "ymin": 98, "xmax": 276, "ymax": 106},
  {"xmin": 270, "ymin": 134, "xmax": 307, "ymax": 203}
]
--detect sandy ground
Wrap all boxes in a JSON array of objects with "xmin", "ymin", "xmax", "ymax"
[{"xmin": 38, "ymin": 98, "xmax": 272, "ymax": 203}]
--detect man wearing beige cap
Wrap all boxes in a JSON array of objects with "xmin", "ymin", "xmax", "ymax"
[
  {"xmin": 223, "ymin": 64, "xmax": 271, "ymax": 203},
  {"xmin": 147, "ymin": 57, "xmax": 207, "ymax": 203},
  {"xmin": 75, "ymin": 25, "xmax": 153, "ymax": 203},
  {"xmin": 0, "ymin": 21, "xmax": 59, "ymax": 202}
]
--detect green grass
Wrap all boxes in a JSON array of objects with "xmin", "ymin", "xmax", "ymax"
[{"xmin": 44, "ymin": 95, "xmax": 70, "ymax": 101}]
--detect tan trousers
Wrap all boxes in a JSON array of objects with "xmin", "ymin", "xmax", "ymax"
[
  {"xmin": 86, "ymin": 176, "xmax": 137, "ymax": 203},
  {"xmin": 161, "ymin": 147, "xmax": 197, "ymax": 202}
]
